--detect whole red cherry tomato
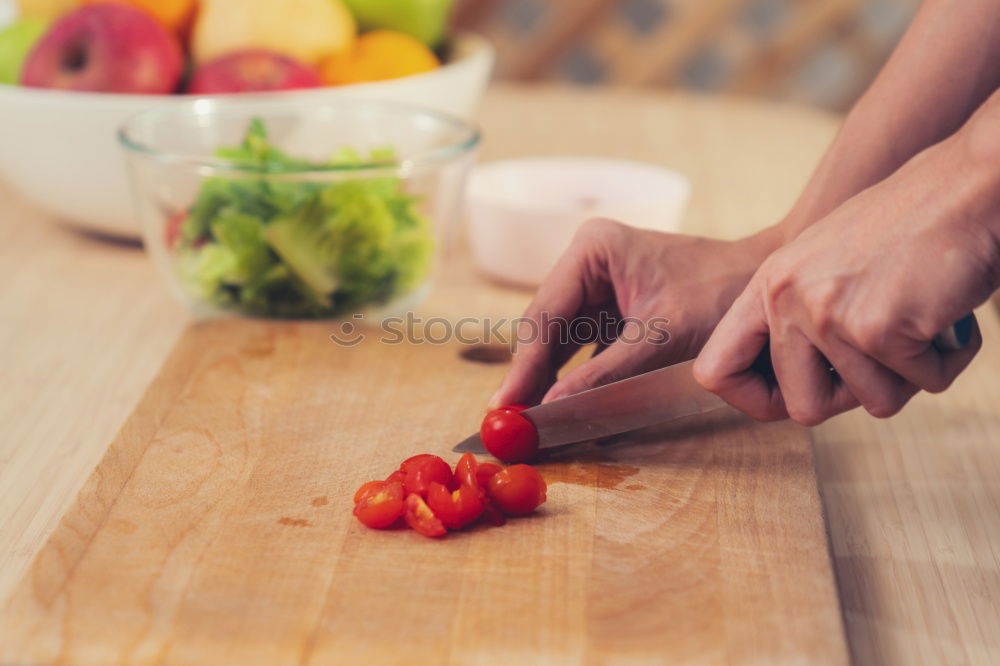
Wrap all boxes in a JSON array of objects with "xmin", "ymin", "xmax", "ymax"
[
  {"xmin": 404, "ymin": 493, "xmax": 447, "ymax": 538},
  {"xmin": 399, "ymin": 454, "xmax": 437, "ymax": 475},
  {"xmin": 403, "ymin": 455, "xmax": 453, "ymax": 496},
  {"xmin": 480, "ymin": 406, "xmax": 539, "ymax": 463},
  {"xmin": 487, "ymin": 465, "xmax": 547, "ymax": 516},
  {"xmin": 426, "ymin": 481, "xmax": 484, "ymax": 529},
  {"xmin": 353, "ymin": 480, "xmax": 405, "ymax": 528}
]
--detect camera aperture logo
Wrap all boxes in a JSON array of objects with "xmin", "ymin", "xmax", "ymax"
[{"xmin": 330, "ymin": 312, "xmax": 671, "ymax": 348}]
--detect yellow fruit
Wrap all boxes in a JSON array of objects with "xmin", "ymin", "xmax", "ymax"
[
  {"xmin": 16, "ymin": 0, "xmax": 77, "ymax": 19},
  {"xmin": 320, "ymin": 30, "xmax": 439, "ymax": 85},
  {"xmin": 81, "ymin": 0, "xmax": 198, "ymax": 34},
  {"xmin": 193, "ymin": 0, "xmax": 356, "ymax": 66}
]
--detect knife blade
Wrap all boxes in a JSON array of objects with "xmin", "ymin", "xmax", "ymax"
[{"xmin": 453, "ymin": 359, "xmax": 724, "ymax": 454}]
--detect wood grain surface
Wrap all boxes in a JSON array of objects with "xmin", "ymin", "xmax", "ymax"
[
  {"xmin": 0, "ymin": 319, "xmax": 848, "ymax": 665},
  {"xmin": 3, "ymin": 85, "xmax": 999, "ymax": 665},
  {"xmin": 813, "ymin": 304, "xmax": 1000, "ymax": 666}
]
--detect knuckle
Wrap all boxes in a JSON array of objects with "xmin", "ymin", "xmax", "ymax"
[
  {"xmin": 921, "ymin": 372, "xmax": 954, "ymax": 394},
  {"xmin": 811, "ymin": 309, "xmax": 836, "ymax": 339},
  {"xmin": 760, "ymin": 261, "xmax": 796, "ymax": 312},
  {"xmin": 786, "ymin": 402, "xmax": 826, "ymax": 427},
  {"xmin": 577, "ymin": 217, "xmax": 624, "ymax": 242},
  {"xmin": 851, "ymin": 316, "xmax": 889, "ymax": 356},
  {"xmin": 805, "ymin": 281, "xmax": 841, "ymax": 337},
  {"xmin": 864, "ymin": 399, "xmax": 904, "ymax": 419},
  {"xmin": 692, "ymin": 357, "xmax": 723, "ymax": 393}
]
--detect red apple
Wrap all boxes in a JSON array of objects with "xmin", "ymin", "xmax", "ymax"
[
  {"xmin": 20, "ymin": 3, "xmax": 183, "ymax": 94},
  {"xmin": 187, "ymin": 50, "xmax": 323, "ymax": 95}
]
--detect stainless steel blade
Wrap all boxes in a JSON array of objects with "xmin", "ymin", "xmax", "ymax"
[{"xmin": 452, "ymin": 360, "xmax": 726, "ymax": 454}]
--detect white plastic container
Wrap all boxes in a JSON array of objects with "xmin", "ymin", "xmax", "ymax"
[{"xmin": 466, "ymin": 157, "xmax": 692, "ymax": 287}]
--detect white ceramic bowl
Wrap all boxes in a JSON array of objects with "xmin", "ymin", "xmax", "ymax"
[
  {"xmin": 466, "ymin": 157, "xmax": 692, "ymax": 287},
  {"xmin": 0, "ymin": 33, "xmax": 493, "ymax": 238}
]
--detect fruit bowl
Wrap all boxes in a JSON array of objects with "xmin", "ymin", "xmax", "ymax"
[
  {"xmin": 0, "ymin": 32, "xmax": 492, "ymax": 238},
  {"xmin": 120, "ymin": 98, "xmax": 479, "ymax": 319}
]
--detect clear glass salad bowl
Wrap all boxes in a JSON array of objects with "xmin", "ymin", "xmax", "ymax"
[{"xmin": 119, "ymin": 98, "xmax": 479, "ymax": 319}]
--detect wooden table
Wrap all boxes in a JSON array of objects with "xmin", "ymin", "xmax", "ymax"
[{"xmin": 1, "ymin": 84, "xmax": 998, "ymax": 665}]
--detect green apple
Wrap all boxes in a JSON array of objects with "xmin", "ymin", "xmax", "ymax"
[
  {"xmin": 341, "ymin": 0, "xmax": 455, "ymax": 47},
  {"xmin": 0, "ymin": 17, "xmax": 49, "ymax": 84}
]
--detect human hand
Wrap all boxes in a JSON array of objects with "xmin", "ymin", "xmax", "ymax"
[
  {"xmin": 489, "ymin": 218, "xmax": 783, "ymax": 408},
  {"xmin": 693, "ymin": 140, "xmax": 997, "ymax": 425}
]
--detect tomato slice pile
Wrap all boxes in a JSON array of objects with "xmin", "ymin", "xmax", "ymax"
[{"xmin": 352, "ymin": 452, "xmax": 547, "ymax": 538}]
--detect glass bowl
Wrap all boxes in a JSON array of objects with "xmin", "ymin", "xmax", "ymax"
[{"xmin": 119, "ymin": 98, "xmax": 479, "ymax": 319}]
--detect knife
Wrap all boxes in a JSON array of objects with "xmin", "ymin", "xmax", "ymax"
[
  {"xmin": 453, "ymin": 359, "xmax": 722, "ymax": 454},
  {"xmin": 453, "ymin": 314, "xmax": 975, "ymax": 454}
]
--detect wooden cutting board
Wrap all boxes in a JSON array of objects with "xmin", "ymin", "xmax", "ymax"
[{"xmin": 0, "ymin": 319, "xmax": 849, "ymax": 665}]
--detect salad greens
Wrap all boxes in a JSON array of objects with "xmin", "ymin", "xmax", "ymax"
[{"xmin": 174, "ymin": 119, "xmax": 434, "ymax": 318}]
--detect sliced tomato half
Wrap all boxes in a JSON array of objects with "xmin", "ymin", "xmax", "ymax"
[
  {"xmin": 404, "ymin": 493, "xmax": 447, "ymax": 538},
  {"xmin": 426, "ymin": 481, "xmax": 484, "ymax": 529},
  {"xmin": 353, "ymin": 480, "xmax": 405, "ymax": 529}
]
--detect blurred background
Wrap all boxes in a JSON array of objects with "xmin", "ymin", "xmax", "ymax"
[
  {"xmin": 452, "ymin": 0, "xmax": 918, "ymax": 111},
  {"xmin": 0, "ymin": 0, "xmax": 924, "ymax": 242},
  {"xmin": 0, "ymin": 0, "xmax": 921, "ymax": 112}
]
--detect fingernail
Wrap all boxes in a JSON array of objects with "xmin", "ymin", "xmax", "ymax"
[{"xmin": 543, "ymin": 387, "xmax": 565, "ymax": 403}]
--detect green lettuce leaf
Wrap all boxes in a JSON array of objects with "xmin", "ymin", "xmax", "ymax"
[{"xmin": 174, "ymin": 118, "xmax": 434, "ymax": 319}]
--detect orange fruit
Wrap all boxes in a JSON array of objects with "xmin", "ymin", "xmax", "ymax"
[
  {"xmin": 320, "ymin": 30, "xmax": 439, "ymax": 86},
  {"xmin": 81, "ymin": 0, "xmax": 198, "ymax": 34}
]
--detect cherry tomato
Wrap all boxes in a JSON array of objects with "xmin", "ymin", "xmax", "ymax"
[
  {"xmin": 403, "ymin": 455, "xmax": 453, "ymax": 496},
  {"xmin": 353, "ymin": 480, "xmax": 405, "ymax": 528},
  {"xmin": 427, "ymin": 481, "xmax": 484, "ymax": 529},
  {"xmin": 384, "ymin": 469, "xmax": 406, "ymax": 484},
  {"xmin": 399, "ymin": 453, "xmax": 437, "ymax": 474},
  {"xmin": 353, "ymin": 480, "xmax": 385, "ymax": 505},
  {"xmin": 480, "ymin": 407, "xmax": 539, "ymax": 463},
  {"xmin": 487, "ymin": 465, "xmax": 547, "ymax": 516},
  {"xmin": 404, "ymin": 493, "xmax": 447, "ymax": 538},
  {"xmin": 476, "ymin": 462, "xmax": 503, "ymax": 487}
]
